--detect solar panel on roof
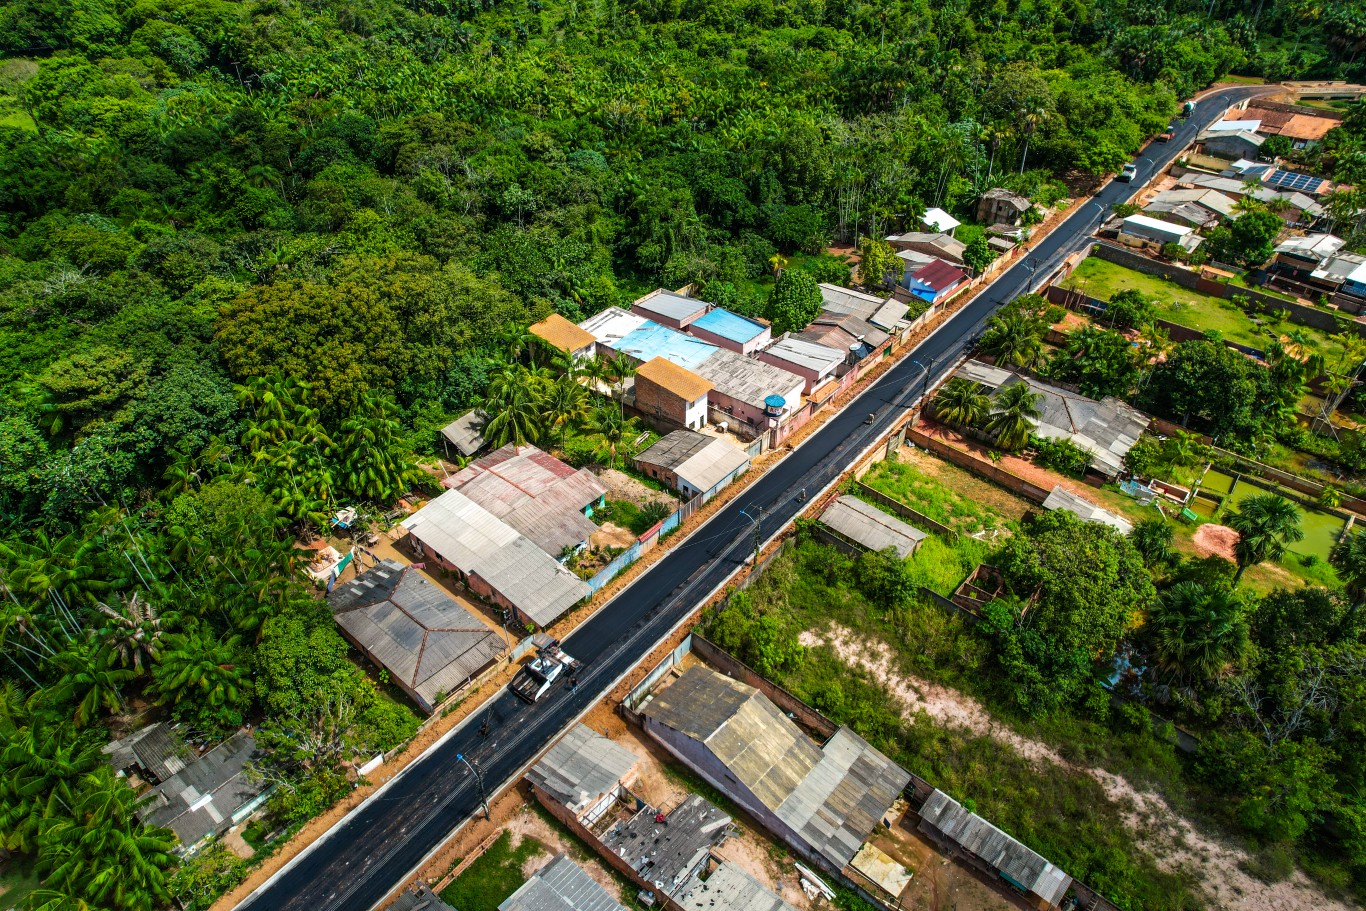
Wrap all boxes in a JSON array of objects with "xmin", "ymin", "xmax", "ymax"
[{"xmin": 1266, "ymin": 170, "xmax": 1324, "ymax": 193}]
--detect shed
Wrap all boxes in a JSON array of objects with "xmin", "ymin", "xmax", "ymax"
[
  {"xmin": 1041, "ymin": 486, "xmax": 1133, "ymax": 535},
  {"xmin": 328, "ymin": 559, "xmax": 506, "ymax": 714},
  {"xmin": 138, "ymin": 732, "xmax": 267, "ymax": 851},
  {"xmin": 440, "ymin": 409, "xmax": 489, "ymax": 459},
  {"xmin": 528, "ymin": 724, "xmax": 640, "ymax": 823},
  {"xmin": 921, "ymin": 207, "xmax": 960, "ymax": 235},
  {"xmin": 632, "ymin": 290, "xmax": 709, "ymax": 329},
  {"xmin": 919, "ymin": 789, "xmax": 1072, "ymax": 908},
  {"xmin": 818, "ymin": 284, "xmax": 909, "ymax": 331},
  {"xmin": 530, "ymin": 313, "xmax": 597, "ymax": 358},
  {"xmin": 500, "ymin": 855, "xmax": 628, "ymax": 911},
  {"xmin": 819, "ymin": 496, "xmax": 927, "ymax": 558},
  {"xmin": 976, "ymin": 189, "xmax": 1032, "ymax": 226},
  {"xmin": 104, "ymin": 723, "xmax": 190, "ymax": 784},
  {"xmin": 635, "ymin": 430, "xmax": 750, "ymax": 500},
  {"xmin": 642, "ymin": 666, "xmax": 911, "ymax": 872},
  {"xmin": 688, "ymin": 308, "xmax": 772, "ymax": 355}
]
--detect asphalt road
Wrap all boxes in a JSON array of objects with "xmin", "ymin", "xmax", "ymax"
[{"xmin": 240, "ymin": 87, "xmax": 1268, "ymax": 911}]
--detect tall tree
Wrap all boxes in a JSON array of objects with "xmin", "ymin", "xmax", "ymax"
[
  {"xmin": 1147, "ymin": 581, "xmax": 1249, "ymax": 684},
  {"xmin": 767, "ymin": 270, "xmax": 823, "ymax": 335},
  {"xmin": 1227, "ymin": 494, "xmax": 1304, "ymax": 585},
  {"xmin": 932, "ymin": 378, "xmax": 991, "ymax": 429},
  {"xmin": 986, "ymin": 383, "xmax": 1041, "ymax": 451},
  {"xmin": 979, "ymin": 310, "xmax": 1044, "ymax": 368}
]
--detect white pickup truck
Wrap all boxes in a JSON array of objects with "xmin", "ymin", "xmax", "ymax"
[{"xmin": 510, "ymin": 637, "xmax": 579, "ymax": 703}]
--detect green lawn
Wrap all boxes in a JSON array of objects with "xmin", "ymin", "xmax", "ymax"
[
  {"xmin": 1063, "ymin": 257, "xmax": 1348, "ymax": 361},
  {"xmin": 441, "ymin": 830, "xmax": 548, "ymax": 911}
]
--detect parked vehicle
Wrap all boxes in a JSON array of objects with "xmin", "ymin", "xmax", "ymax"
[
  {"xmin": 511, "ymin": 635, "xmax": 579, "ymax": 703},
  {"xmin": 1159, "ymin": 124, "xmax": 1176, "ymax": 142},
  {"xmin": 1118, "ymin": 163, "xmax": 1138, "ymax": 182},
  {"xmin": 1182, "ymin": 100, "xmax": 1196, "ymax": 119}
]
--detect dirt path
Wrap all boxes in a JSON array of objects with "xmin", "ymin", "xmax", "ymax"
[{"xmin": 799, "ymin": 624, "xmax": 1356, "ymax": 911}]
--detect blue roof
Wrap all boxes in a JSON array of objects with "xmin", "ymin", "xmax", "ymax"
[
  {"xmin": 691, "ymin": 308, "xmax": 767, "ymax": 344},
  {"xmin": 614, "ymin": 322, "xmax": 718, "ymax": 372}
]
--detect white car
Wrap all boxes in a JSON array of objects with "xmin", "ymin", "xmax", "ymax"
[
  {"xmin": 1118, "ymin": 163, "xmax": 1138, "ymax": 183},
  {"xmin": 511, "ymin": 638, "xmax": 579, "ymax": 703}
]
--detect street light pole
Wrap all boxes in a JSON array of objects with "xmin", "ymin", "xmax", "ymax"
[
  {"xmin": 456, "ymin": 753, "xmax": 489, "ymax": 819},
  {"xmin": 738, "ymin": 506, "xmax": 764, "ymax": 567}
]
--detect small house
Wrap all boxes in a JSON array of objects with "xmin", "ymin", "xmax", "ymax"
[
  {"xmin": 634, "ymin": 430, "xmax": 750, "ymax": 500},
  {"xmin": 905, "ymin": 259, "xmax": 969, "ymax": 303},
  {"xmin": 818, "ymin": 284, "xmax": 909, "ymax": 332},
  {"xmin": 756, "ymin": 336, "xmax": 844, "ymax": 394},
  {"xmin": 439, "ymin": 409, "xmax": 489, "ymax": 460},
  {"xmin": 138, "ymin": 732, "xmax": 268, "ymax": 853},
  {"xmin": 1117, "ymin": 214, "xmax": 1202, "ymax": 254},
  {"xmin": 529, "ymin": 313, "xmax": 597, "ymax": 361},
  {"xmin": 392, "ymin": 885, "xmax": 457, "ymax": 911},
  {"xmin": 635, "ymin": 356, "xmax": 713, "ymax": 431},
  {"xmin": 884, "ymin": 231, "xmax": 967, "ymax": 265},
  {"xmin": 528, "ymin": 724, "xmax": 640, "ymax": 825},
  {"xmin": 687, "ymin": 307, "xmax": 771, "ymax": 355},
  {"xmin": 1198, "ymin": 128, "xmax": 1265, "ymax": 161},
  {"xmin": 976, "ymin": 188, "xmax": 1032, "ymax": 226},
  {"xmin": 1275, "ymin": 233, "xmax": 1345, "ymax": 277},
  {"xmin": 500, "ymin": 855, "xmax": 628, "ymax": 911},
  {"xmin": 631, "ymin": 289, "xmax": 709, "ymax": 329}
]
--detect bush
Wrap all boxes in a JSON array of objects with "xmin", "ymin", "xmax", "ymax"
[
  {"xmin": 1104, "ymin": 288, "xmax": 1155, "ymax": 329},
  {"xmin": 1031, "ymin": 435, "xmax": 1091, "ymax": 476},
  {"xmin": 800, "ymin": 253, "xmax": 852, "ymax": 286}
]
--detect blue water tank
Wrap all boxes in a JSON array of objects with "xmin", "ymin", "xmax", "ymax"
[{"xmin": 764, "ymin": 395, "xmax": 786, "ymax": 417}]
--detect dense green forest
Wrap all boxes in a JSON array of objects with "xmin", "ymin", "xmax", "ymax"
[{"xmin": 0, "ymin": 0, "xmax": 1360, "ymax": 907}]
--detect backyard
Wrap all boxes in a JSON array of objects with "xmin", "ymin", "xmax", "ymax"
[{"xmin": 1061, "ymin": 257, "xmax": 1350, "ymax": 361}]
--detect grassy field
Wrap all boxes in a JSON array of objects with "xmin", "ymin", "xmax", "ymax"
[
  {"xmin": 440, "ymin": 831, "xmax": 547, "ymax": 911},
  {"xmin": 1062, "ymin": 258, "xmax": 1349, "ymax": 360},
  {"xmin": 858, "ymin": 454, "xmax": 1026, "ymax": 535}
]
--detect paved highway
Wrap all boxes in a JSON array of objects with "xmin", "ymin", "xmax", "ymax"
[{"xmin": 240, "ymin": 87, "xmax": 1268, "ymax": 911}]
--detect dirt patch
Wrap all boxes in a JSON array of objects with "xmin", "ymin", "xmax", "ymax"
[
  {"xmin": 801, "ymin": 624, "xmax": 1356, "ymax": 911},
  {"xmin": 594, "ymin": 468, "xmax": 678, "ymax": 509},
  {"xmin": 590, "ymin": 522, "xmax": 639, "ymax": 550},
  {"xmin": 871, "ymin": 815, "xmax": 1013, "ymax": 911},
  {"xmin": 504, "ymin": 809, "xmax": 625, "ymax": 899},
  {"xmin": 1193, "ymin": 523, "xmax": 1239, "ymax": 562}
]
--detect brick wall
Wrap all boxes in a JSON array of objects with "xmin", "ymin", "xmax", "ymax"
[
  {"xmin": 906, "ymin": 427, "xmax": 1051, "ymax": 503},
  {"xmin": 634, "ymin": 373, "xmax": 689, "ymax": 427}
]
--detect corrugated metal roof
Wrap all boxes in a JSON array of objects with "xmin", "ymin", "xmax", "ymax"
[
  {"xmin": 635, "ymin": 430, "xmax": 716, "ymax": 472},
  {"xmin": 440, "ymin": 409, "xmax": 489, "ymax": 457},
  {"xmin": 820, "ymin": 496, "xmax": 927, "ymax": 558},
  {"xmin": 580, "ymin": 307, "xmax": 650, "ymax": 347},
  {"xmin": 403, "ymin": 490, "xmax": 591, "ymax": 627},
  {"xmin": 922, "ymin": 208, "xmax": 961, "ymax": 232},
  {"xmin": 634, "ymin": 290, "xmax": 709, "ymax": 324},
  {"xmin": 1043, "ymin": 486, "xmax": 1133, "ymax": 534},
  {"xmin": 644, "ymin": 667, "xmax": 910, "ymax": 869},
  {"xmin": 443, "ymin": 445, "xmax": 606, "ymax": 557},
  {"xmin": 501, "ymin": 855, "xmax": 628, "ymax": 911},
  {"xmin": 1121, "ymin": 214, "xmax": 1193, "ymax": 238},
  {"xmin": 920, "ymin": 790, "xmax": 1073, "ymax": 905},
  {"xmin": 528, "ymin": 724, "xmax": 640, "ymax": 813},
  {"xmin": 616, "ymin": 324, "xmax": 720, "ymax": 372},
  {"xmin": 637, "ymin": 431, "xmax": 749, "ymax": 493},
  {"xmin": 982, "ymin": 188, "xmax": 1031, "ymax": 209},
  {"xmin": 696, "ymin": 348, "xmax": 805, "ymax": 412},
  {"xmin": 818, "ymin": 284, "xmax": 909, "ymax": 330},
  {"xmin": 910, "ymin": 259, "xmax": 968, "ymax": 291},
  {"xmin": 762, "ymin": 337, "xmax": 844, "ymax": 374},
  {"xmin": 602, "ymin": 794, "xmax": 732, "ymax": 895},
  {"xmin": 674, "ymin": 863, "xmax": 799, "ymax": 911},
  {"xmin": 104, "ymin": 723, "xmax": 191, "ymax": 783},
  {"xmin": 691, "ymin": 308, "xmax": 769, "ymax": 344},
  {"xmin": 953, "ymin": 360, "xmax": 1148, "ymax": 478},
  {"xmin": 391, "ymin": 884, "xmax": 458, "ymax": 911},
  {"xmin": 329, "ymin": 560, "xmax": 505, "ymax": 708},
  {"xmin": 139, "ymin": 732, "xmax": 264, "ymax": 849}
]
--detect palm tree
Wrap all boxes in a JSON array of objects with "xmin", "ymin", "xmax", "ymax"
[
  {"xmin": 0, "ymin": 721, "xmax": 105, "ymax": 853},
  {"xmin": 1331, "ymin": 530, "xmax": 1366, "ymax": 607},
  {"xmin": 608, "ymin": 353, "xmax": 637, "ymax": 416},
  {"xmin": 540, "ymin": 373, "xmax": 589, "ymax": 451},
  {"xmin": 94, "ymin": 593, "xmax": 164, "ymax": 675},
  {"xmin": 483, "ymin": 365, "xmax": 542, "ymax": 446},
  {"xmin": 979, "ymin": 311, "xmax": 1043, "ymax": 368},
  {"xmin": 985, "ymin": 383, "xmax": 1041, "ymax": 451},
  {"xmin": 1148, "ymin": 581, "xmax": 1249, "ymax": 683},
  {"xmin": 337, "ymin": 392, "xmax": 421, "ymax": 503},
  {"xmin": 933, "ymin": 378, "xmax": 991, "ymax": 429},
  {"xmin": 1130, "ymin": 518, "xmax": 1175, "ymax": 568},
  {"xmin": 581, "ymin": 354, "xmax": 611, "ymax": 405},
  {"xmin": 1227, "ymin": 494, "xmax": 1304, "ymax": 585},
  {"xmin": 47, "ymin": 643, "xmax": 133, "ymax": 728},
  {"xmin": 151, "ymin": 632, "xmax": 247, "ymax": 724},
  {"xmin": 585, "ymin": 406, "xmax": 628, "ymax": 469}
]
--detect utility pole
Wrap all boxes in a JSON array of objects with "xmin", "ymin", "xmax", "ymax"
[
  {"xmin": 739, "ymin": 506, "xmax": 764, "ymax": 567},
  {"xmin": 456, "ymin": 753, "xmax": 489, "ymax": 819}
]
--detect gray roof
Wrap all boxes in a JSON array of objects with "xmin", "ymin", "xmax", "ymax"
[
  {"xmin": 643, "ymin": 667, "xmax": 910, "ymax": 869},
  {"xmin": 804, "ymin": 313, "xmax": 890, "ymax": 353},
  {"xmin": 1199, "ymin": 128, "xmax": 1265, "ymax": 147},
  {"xmin": 884, "ymin": 232, "xmax": 966, "ymax": 262},
  {"xmin": 104, "ymin": 722, "xmax": 190, "ymax": 783},
  {"xmin": 818, "ymin": 284, "xmax": 909, "ymax": 331},
  {"xmin": 403, "ymin": 489, "xmax": 592, "ymax": 627},
  {"xmin": 440, "ymin": 410, "xmax": 489, "ymax": 457},
  {"xmin": 1042, "ymin": 486, "xmax": 1133, "ymax": 534},
  {"xmin": 391, "ymin": 884, "xmax": 458, "ymax": 911},
  {"xmin": 1144, "ymin": 189, "xmax": 1239, "ymax": 221},
  {"xmin": 820, "ymin": 496, "xmax": 927, "ymax": 558},
  {"xmin": 139, "ymin": 732, "xmax": 265, "ymax": 849},
  {"xmin": 636, "ymin": 431, "xmax": 750, "ymax": 494},
  {"xmin": 920, "ymin": 790, "xmax": 1072, "ymax": 905},
  {"xmin": 954, "ymin": 360, "xmax": 1148, "ymax": 477},
  {"xmin": 328, "ymin": 560, "xmax": 506, "ymax": 710},
  {"xmin": 982, "ymin": 188, "xmax": 1031, "ymax": 209},
  {"xmin": 635, "ymin": 291, "xmax": 708, "ymax": 323},
  {"xmin": 601, "ymin": 794, "xmax": 732, "ymax": 895},
  {"xmin": 444, "ymin": 445, "xmax": 606, "ymax": 557},
  {"xmin": 500, "ymin": 855, "xmax": 627, "ymax": 911},
  {"xmin": 675, "ymin": 863, "xmax": 799, "ymax": 911},
  {"xmin": 762, "ymin": 337, "xmax": 844, "ymax": 374},
  {"xmin": 528, "ymin": 724, "xmax": 640, "ymax": 814},
  {"xmin": 695, "ymin": 348, "xmax": 805, "ymax": 412}
]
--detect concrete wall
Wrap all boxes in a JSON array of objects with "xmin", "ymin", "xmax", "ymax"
[{"xmin": 854, "ymin": 482, "xmax": 957, "ymax": 539}]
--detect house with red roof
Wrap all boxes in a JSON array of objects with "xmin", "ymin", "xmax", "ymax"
[{"xmin": 905, "ymin": 259, "xmax": 969, "ymax": 305}]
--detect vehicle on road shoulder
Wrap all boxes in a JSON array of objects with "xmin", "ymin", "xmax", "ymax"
[
  {"xmin": 511, "ymin": 635, "xmax": 579, "ymax": 703},
  {"xmin": 1118, "ymin": 163, "xmax": 1138, "ymax": 182},
  {"xmin": 1159, "ymin": 124, "xmax": 1176, "ymax": 142}
]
